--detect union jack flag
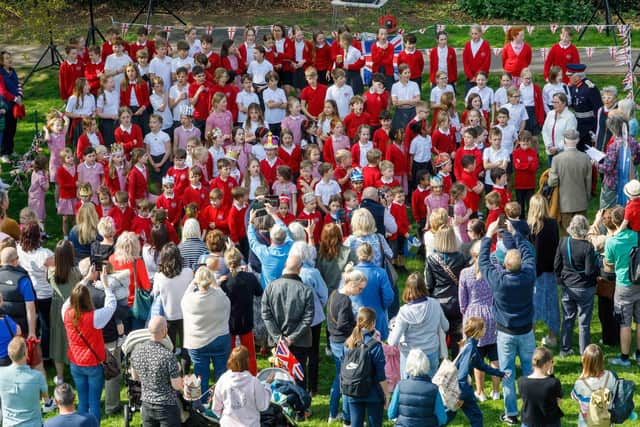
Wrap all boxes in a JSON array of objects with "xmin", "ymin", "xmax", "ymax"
[{"xmin": 276, "ymin": 339, "xmax": 304, "ymax": 382}]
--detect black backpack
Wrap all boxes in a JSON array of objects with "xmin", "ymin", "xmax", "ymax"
[
  {"xmin": 609, "ymin": 376, "xmax": 635, "ymax": 423},
  {"xmin": 340, "ymin": 339, "xmax": 377, "ymax": 398},
  {"xmin": 628, "ymin": 232, "xmax": 640, "ymax": 285}
]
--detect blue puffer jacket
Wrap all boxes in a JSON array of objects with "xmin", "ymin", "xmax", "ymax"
[{"xmin": 395, "ymin": 375, "xmax": 439, "ymax": 426}]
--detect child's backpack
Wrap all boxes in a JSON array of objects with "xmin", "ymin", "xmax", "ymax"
[
  {"xmin": 580, "ymin": 372, "xmax": 611, "ymax": 427},
  {"xmin": 609, "ymin": 376, "xmax": 635, "ymax": 424},
  {"xmin": 340, "ymin": 339, "xmax": 377, "ymax": 398}
]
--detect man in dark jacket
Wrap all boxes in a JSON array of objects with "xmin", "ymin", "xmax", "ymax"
[
  {"xmin": 261, "ymin": 255, "xmax": 314, "ymax": 388},
  {"xmin": 0, "ymin": 247, "xmax": 37, "ymax": 339},
  {"xmin": 479, "ymin": 221, "xmax": 536, "ymax": 426},
  {"xmin": 360, "ymin": 187, "xmax": 397, "ymax": 236}
]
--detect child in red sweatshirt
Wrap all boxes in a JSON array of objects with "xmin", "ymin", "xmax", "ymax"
[
  {"xmin": 411, "ymin": 169, "xmax": 431, "ymax": 232},
  {"xmin": 155, "ymin": 176, "xmax": 183, "ymax": 228},
  {"xmin": 131, "ymin": 199, "xmax": 153, "ymax": 244},
  {"xmin": 458, "ymin": 155, "xmax": 484, "ymax": 216},
  {"xmin": 297, "ymin": 192, "xmax": 322, "ymax": 243},
  {"xmin": 343, "ymin": 95, "xmax": 372, "ymax": 141},
  {"xmin": 512, "ymin": 132, "xmax": 538, "ymax": 215},
  {"xmin": 277, "ymin": 195, "xmax": 296, "ymax": 226},
  {"xmin": 199, "ymin": 188, "xmax": 229, "ymax": 237},
  {"xmin": 110, "ymin": 191, "xmax": 134, "ymax": 237},
  {"xmin": 362, "ymin": 149, "xmax": 383, "ymax": 189},
  {"xmin": 182, "ymin": 166, "xmax": 209, "ymax": 209},
  {"xmin": 490, "ymin": 168, "xmax": 512, "ymax": 210},
  {"xmin": 484, "ymin": 191, "xmax": 504, "ymax": 229},
  {"xmin": 227, "ymin": 187, "xmax": 249, "ymax": 259},
  {"xmin": 454, "ymin": 127, "xmax": 484, "ymax": 180},
  {"xmin": 389, "ymin": 187, "xmax": 410, "ymax": 271},
  {"xmin": 210, "ymin": 158, "xmax": 238, "ymax": 211}
]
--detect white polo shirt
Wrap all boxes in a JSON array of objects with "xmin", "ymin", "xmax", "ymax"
[
  {"xmin": 391, "ymin": 80, "xmax": 420, "ymax": 103},
  {"xmin": 326, "ymin": 84, "xmax": 354, "ymax": 119},
  {"xmin": 144, "ymin": 130, "xmax": 171, "ymax": 156},
  {"xmin": 409, "ymin": 134, "xmax": 433, "ymax": 163}
]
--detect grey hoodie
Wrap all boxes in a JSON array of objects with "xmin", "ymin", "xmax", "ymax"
[{"xmin": 388, "ymin": 297, "xmax": 449, "ymax": 356}]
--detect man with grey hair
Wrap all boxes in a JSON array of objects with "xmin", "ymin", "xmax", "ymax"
[
  {"xmin": 360, "ymin": 187, "xmax": 397, "ymax": 235},
  {"xmin": 248, "ymin": 203, "xmax": 294, "ymax": 288},
  {"xmin": 566, "ymin": 63, "xmax": 602, "ymax": 151},
  {"xmin": 44, "ymin": 383, "xmax": 97, "ymax": 427},
  {"xmin": 262, "ymin": 255, "xmax": 314, "ymax": 389},
  {"xmin": 547, "ymin": 128, "xmax": 592, "ymax": 235}
]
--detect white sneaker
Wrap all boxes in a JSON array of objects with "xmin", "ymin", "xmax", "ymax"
[
  {"xmin": 54, "ymin": 376, "xmax": 64, "ymax": 386},
  {"xmin": 491, "ymin": 391, "xmax": 501, "ymax": 400},
  {"xmin": 328, "ymin": 414, "xmax": 343, "ymax": 423},
  {"xmin": 541, "ymin": 335, "xmax": 557, "ymax": 348},
  {"xmin": 474, "ymin": 392, "xmax": 488, "ymax": 402},
  {"xmin": 325, "ymin": 346, "xmax": 333, "ymax": 357}
]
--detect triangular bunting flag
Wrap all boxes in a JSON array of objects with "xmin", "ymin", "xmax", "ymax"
[
  {"xmin": 481, "ymin": 25, "xmax": 490, "ymax": 33},
  {"xmin": 436, "ymin": 24, "xmax": 446, "ymax": 32},
  {"xmin": 144, "ymin": 24, "xmax": 153, "ymax": 33},
  {"xmin": 549, "ymin": 24, "xmax": 559, "ymax": 34},
  {"xmin": 418, "ymin": 28, "xmax": 427, "ymax": 34},
  {"xmin": 539, "ymin": 47, "xmax": 548, "ymax": 61},
  {"xmin": 228, "ymin": 26, "xmax": 236, "ymax": 40},
  {"xmin": 397, "ymin": 28, "xmax": 404, "ymax": 35},
  {"xmin": 206, "ymin": 25, "xmax": 213, "ymax": 35},
  {"xmin": 493, "ymin": 47, "xmax": 502, "ymax": 56},
  {"xmin": 609, "ymin": 46, "xmax": 616, "ymax": 60},
  {"xmin": 617, "ymin": 24, "xmax": 627, "ymax": 35},
  {"xmin": 163, "ymin": 26, "xmax": 173, "ymax": 37},
  {"xmin": 121, "ymin": 23, "xmax": 129, "ymax": 38},
  {"xmin": 574, "ymin": 25, "xmax": 582, "ymax": 33},
  {"xmin": 585, "ymin": 47, "xmax": 594, "ymax": 59},
  {"xmin": 526, "ymin": 26, "xmax": 535, "ymax": 35},
  {"xmin": 596, "ymin": 25, "xmax": 605, "ymax": 33},
  {"xmin": 502, "ymin": 25, "xmax": 511, "ymax": 34}
]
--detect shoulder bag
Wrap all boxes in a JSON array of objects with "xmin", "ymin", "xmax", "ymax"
[
  {"xmin": 131, "ymin": 258, "xmax": 153, "ymax": 321},
  {"xmin": 73, "ymin": 324, "xmax": 120, "ymax": 380}
]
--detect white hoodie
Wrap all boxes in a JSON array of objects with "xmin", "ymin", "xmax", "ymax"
[{"xmin": 212, "ymin": 370, "xmax": 271, "ymax": 426}]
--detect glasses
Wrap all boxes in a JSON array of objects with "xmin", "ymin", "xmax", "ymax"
[{"xmin": 511, "ymin": 95, "xmax": 521, "ymax": 98}]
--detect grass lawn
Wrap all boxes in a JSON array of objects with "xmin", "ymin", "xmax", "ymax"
[{"xmin": 7, "ymin": 65, "xmax": 639, "ymax": 426}]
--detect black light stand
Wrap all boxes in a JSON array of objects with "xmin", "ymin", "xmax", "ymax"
[
  {"xmin": 86, "ymin": 0, "xmax": 105, "ymax": 46},
  {"xmin": 577, "ymin": 0, "xmax": 625, "ymax": 45},
  {"xmin": 23, "ymin": 27, "xmax": 63, "ymax": 86},
  {"xmin": 130, "ymin": 0, "xmax": 186, "ymax": 27}
]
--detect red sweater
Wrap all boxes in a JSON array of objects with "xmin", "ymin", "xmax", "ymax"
[
  {"xmin": 278, "ymin": 145, "xmax": 302, "ymax": 175},
  {"xmin": 222, "ymin": 54, "xmax": 247, "ymax": 78},
  {"xmin": 297, "ymin": 209, "xmax": 322, "ymax": 243},
  {"xmin": 59, "ymin": 60, "xmax": 85, "ymax": 101},
  {"xmin": 385, "ymin": 143, "xmax": 409, "ymax": 176},
  {"xmin": 188, "ymin": 81, "xmax": 215, "ymax": 120},
  {"xmin": 260, "ymin": 158, "xmax": 284, "ymax": 188},
  {"xmin": 389, "ymin": 201, "xmax": 410, "ymax": 240},
  {"xmin": 278, "ymin": 212, "xmax": 297, "ymax": 226},
  {"xmin": 237, "ymin": 43, "xmax": 253, "ymax": 66},
  {"xmin": 502, "ymin": 43, "xmax": 532, "ymax": 78},
  {"xmin": 459, "ymin": 170, "xmax": 481, "ymax": 213},
  {"xmin": 101, "ymin": 41, "xmax": 130, "ymax": 62},
  {"xmin": 110, "ymin": 205, "xmax": 134, "ymax": 236},
  {"xmin": 375, "ymin": 177, "xmax": 400, "ymax": 189},
  {"xmin": 343, "ymin": 112, "xmax": 372, "ymax": 141},
  {"xmin": 300, "ymin": 84, "xmax": 328, "ymax": 119},
  {"xmin": 485, "ymin": 207, "xmax": 504, "ymax": 228},
  {"xmin": 129, "ymin": 41, "xmax": 156, "ymax": 62},
  {"xmin": 493, "ymin": 187, "xmax": 512, "ymax": 209},
  {"xmin": 84, "ymin": 61, "xmax": 104, "ymax": 95},
  {"xmin": 429, "ymin": 46, "xmax": 458, "ymax": 84},
  {"xmin": 167, "ymin": 166, "xmax": 190, "ymax": 196},
  {"xmin": 227, "ymin": 203, "xmax": 248, "ymax": 244},
  {"xmin": 543, "ymin": 43, "xmax": 580, "ymax": 84},
  {"xmin": 462, "ymin": 39, "xmax": 491, "ymax": 80},
  {"xmin": 120, "ymin": 81, "xmax": 150, "ymax": 109},
  {"xmin": 212, "ymin": 83, "xmax": 240, "ymax": 123},
  {"xmin": 76, "ymin": 132, "xmax": 105, "ymax": 161},
  {"xmin": 313, "ymin": 43, "xmax": 332, "ymax": 72},
  {"xmin": 362, "ymin": 165, "xmax": 381, "ymax": 189},
  {"xmin": 371, "ymin": 42, "xmax": 395, "ymax": 76},
  {"xmin": 114, "ymin": 125, "xmax": 144, "ymax": 157},
  {"xmin": 372, "ymin": 128, "xmax": 391, "ymax": 155},
  {"xmin": 210, "ymin": 175, "xmax": 238, "ymax": 211},
  {"xmin": 155, "ymin": 194, "xmax": 183, "ymax": 227},
  {"xmin": 397, "ymin": 49, "xmax": 425, "ymax": 80},
  {"xmin": 199, "ymin": 204, "xmax": 229, "ymax": 235},
  {"xmin": 432, "ymin": 127, "xmax": 457, "ymax": 155},
  {"xmin": 126, "ymin": 165, "xmax": 148, "ymax": 206},
  {"xmin": 454, "ymin": 146, "xmax": 483, "ymax": 180},
  {"xmin": 512, "ymin": 147, "xmax": 538, "ymax": 190},
  {"xmin": 103, "ymin": 165, "xmax": 125, "ymax": 195},
  {"xmin": 411, "ymin": 186, "xmax": 430, "ymax": 225},
  {"xmin": 182, "ymin": 184, "xmax": 209, "ymax": 209},
  {"xmin": 363, "ymin": 90, "xmax": 390, "ymax": 127},
  {"xmin": 131, "ymin": 215, "xmax": 152, "ymax": 243},
  {"xmin": 273, "ymin": 38, "xmax": 295, "ymax": 73},
  {"xmin": 57, "ymin": 165, "xmax": 77, "ymax": 199}
]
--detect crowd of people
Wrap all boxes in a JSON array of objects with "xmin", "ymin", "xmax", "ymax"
[{"xmin": 0, "ymin": 18, "xmax": 637, "ymax": 427}]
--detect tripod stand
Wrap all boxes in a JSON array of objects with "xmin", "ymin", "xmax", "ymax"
[
  {"xmin": 86, "ymin": 0, "xmax": 105, "ymax": 46},
  {"xmin": 130, "ymin": 0, "xmax": 186, "ymax": 27},
  {"xmin": 23, "ymin": 28, "xmax": 63, "ymax": 86},
  {"xmin": 578, "ymin": 0, "xmax": 625, "ymax": 45}
]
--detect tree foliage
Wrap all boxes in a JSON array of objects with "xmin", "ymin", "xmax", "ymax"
[{"xmin": 0, "ymin": 0, "xmax": 67, "ymax": 44}]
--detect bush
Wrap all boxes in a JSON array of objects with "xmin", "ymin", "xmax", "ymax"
[{"xmin": 456, "ymin": 0, "xmax": 593, "ymax": 22}]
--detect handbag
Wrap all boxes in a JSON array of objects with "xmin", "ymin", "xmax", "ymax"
[
  {"xmin": 130, "ymin": 258, "xmax": 152, "ymax": 321},
  {"xmin": 73, "ymin": 324, "xmax": 121, "ymax": 380},
  {"xmin": 629, "ymin": 232, "xmax": 640, "ymax": 285},
  {"xmin": 430, "ymin": 253, "xmax": 460, "ymax": 284},
  {"xmin": 596, "ymin": 276, "xmax": 616, "ymax": 299},
  {"xmin": 377, "ymin": 235, "xmax": 398, "ymax": 285},
  {"xmin": 26, "ymin": 336, "xmax": 42, "ymax": 367},
  {"xmin": 12, "ymin": 103, "xmax": 25, "ymax": 120},
  {"xmin": 432, "ymin": 348, "xmax": 464, "ymax": 411}
]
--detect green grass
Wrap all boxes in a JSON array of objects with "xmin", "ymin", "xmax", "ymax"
[{"xmin": 9, "ymin": 65, "xmax": 639, "ymax": 426}]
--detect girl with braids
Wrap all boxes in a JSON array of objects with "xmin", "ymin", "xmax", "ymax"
[{"xmin": 343, "ymin": 307, "xmax": 389, "ymax": 427}]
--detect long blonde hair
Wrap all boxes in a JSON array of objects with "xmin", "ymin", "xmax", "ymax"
[
  {"xmin": 75, "ymin": 204, "xmax": 99, "ymax": 245},
  {"xmin": 113, "ymin": 231, "xmax": 140, "ymax": 264},
  {"xmin": 345, "ymin": 307, "xmax": 376, "ymax": 350},
  {"xmin": 526, "ymin": 194, "xmax": 549, "ymax": 236}
]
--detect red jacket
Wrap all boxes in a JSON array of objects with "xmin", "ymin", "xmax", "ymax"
[
  {"xmin": 343, "ymin": 112, "xmax": 372, "ymax": 141},
  {"xmin": 199, "ymin": 204, "xmax": 229, "ymax": 235},
  {"xmin": 493, "ymin": 187, "xmax": 512, "ymax": 209},
  {"xmin": 375, "ymin": 177, "xmax": 400, "ymax": 189},
  {"xmin": 279, "ymin": 212, "xmax": 297, "ymax": 226},
  {"xmin": 114, "ymin": 125, "xmax": 144, "ymax": 157},
  {"xmin": 486, "ymin": 207, "xmax": 504, "ymax": 229},
  {"xmin": 278, "ymin": 145, "xmax": 302, "ymax": 175},
  {"xmin": 64, "ymin": 310, "xmax": 104, "ymax": 366},
  {"xmin": 59, "ymin": 60, "xmax": 85, "ymax": 101},
  {"xmin": 188, "ymin": 81, "xmax": 215, "ymax": 120},
  {"xmin": 182, "ymin": 184, "xmax": 209, "ymax": 210},
  {"xmin": 397, "ymin": 49, "xmax": 425, "ymax": 80},
  {"xmin": 530, "ymin": 83, "xmax": 546, "ymax": 126},
  {"xmin": 432, "ymin": 127, "xmax": 457, "ymax": 155},
  {"xmin": 167, "ymin": 166, "xmax": 190, "ymax": 196},
  {"xmin": 294, "ymin": 39, "xmax": 313, "ymax": 71},
  {"xmin": 371, "ymin": 42, "xmax": 395, "ymax": 76},
  {"xmin": 501, "ymin": 43, "xmax": 532, "ymax": 78},
  {"xmin": 512, "ymin": 147, "xmax": 538, "ymax": 190},
  {"xmin": 57, "ymin": 165, "xmax": 77, "ymax": 199},
  {"xmin": 543, "ymin": 43, "xmax": 580, "ymax": 84},
  {"xmin": 110, "ymin": 205, "xmax": 134, "ymax": 236},
  {"xmin": 260, "ymin": 158, "xmax": 284, "ymax": 188},
  {"xmin": 227, "ymin": 203, "xmax": 248, "ymax": 244},
  {"xmin": 372, "ymin": 128, "xmax": 391, "ymax": 155},
  {"xmin": 389, "ymin": 201, "xmax": 410, "ymax": 239},
  {"xmin": 362, "ymin": 165, "xmax": 381, "ymax": 189},
  {"xmin": 411, "ymin": 186, "xmax": 430, "ymax": 225},
  {"xmin": 300, "ymin": 84, "xmax": 328, "ymax": 119},
  {"xmin": 459, "ymin": 170, "xmax": 481, "ymax": 213},
  {"xmin": 297, "ymin": 209, "xmax": 322, "ymax": 243},
  {"xmin": 273, "ymin": 38, "xmax": 295, "ymax": 73},
  {"xmin": 129, "ymin": 41, "xmax": 156, "ymax": 62},
  {"xmin": 76, "ymin": 132, "xmax": 105, "ymax": 161},
  {"xmin": 429, "ymin": 46, "xmax": 458, "ymax": 84},
  {"xmin": 454, "ymin": 146, "xmax": 483, "ymax": 180},
  {"xmin": 210, "ymin": 175, "xmax": 238, "ymax": 211},
  {"xmin": 363, "ymin": 90, "xmax": 390, "ymax": 127},
  {"xmin": 313, "ymin": 43, "xmax": 332, "ymax": 72},
  {"xmin": 120, "ymin": 81, "xmax": 150, "ymax": 108},
  {"xmin": 462, "ymin": 39, "xmax": 491, "ymax": 80},
  {"xmin": 84, "ymin": 61, "xmax": 104, "ymax": 95},
  {"xmin": 127, "ymin": 165, "xmax": 148, "ymax": 206},
  {"xmin": 385, "ymin": 143, "xmax": 408, "ymax": 176},
  {"xmin": 155, "ymin": 194, "xmax": 183, "ymax": 227}
]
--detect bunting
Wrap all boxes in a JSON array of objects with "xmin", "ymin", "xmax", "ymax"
[
  {"xmin": 584, "ymin": 47, "xmax": 594, "ymax": 59},
  {"xmin": 121, "ymin": 23, "xmax": 129, "ymax": 38},
  {"xmin": 526, "ymin": 26, "xmax": 535, "ymax": 35},
  {"xmin": 436, "ymin": 24, "xmax": 446, "ymax": 32},
  {"xmin": 206, "ymin": 25, "xmax": 213, "ymax": 35},
  {"xmin": 502, "ymin": 25, "xmax": 511, "ymax": 34},
  {"xmin": 539, "ymin": 47, "xmax": 548, "ymax": 61},
  {"xmin": 163, "ymin": 25, "xmax": 173, "ymax": 37},
  {"xmin": 227, "ymin": 26, "xmax": 236, "ymax": 40},
  {"xmin": 549, "ymin": 24, "xmax": 558, "ymax": 34},
  {"xmin": 492, "ymin": 47, "xmax": 502, "ymax": 56},
  {"xmin": 597, "ymin": 25, "xmax": 605, "ymax": 33}
]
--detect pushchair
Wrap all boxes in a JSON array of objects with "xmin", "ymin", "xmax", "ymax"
[
  {"xmin": 257, "ymin": 367, "xmax": 310, "ymax": 426},
  {"xmin": 121, "ymin": 329, "xmax": 219, "ymax": 427}
]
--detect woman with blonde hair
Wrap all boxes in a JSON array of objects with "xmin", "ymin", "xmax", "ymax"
[
  {"xmin": 344, "ymin": 208, "xmax": 392, "ymax": 267},
  {"xmin": 343, "ymin": 307, "xmax": 389, "ymax": 427},
  {"xmin": 554, "ymin": 214, "xmax": 598, "ymax": 356},
  {"xmin": 108, "ymin": 231, "xmax": 151, "ymax": 331},
  {"xmin": 527, "ymin": 194, "xmax": 560, "ymax": 349},
  {"xmin": 181, "ymin": 266, "xmax": 231, "ymax": 397},
  {"xmin": 68, "ymin": 203, "xmax": 100, "ymax": 262},
  {"xmin": 423, "ymin": 207, "xmax": 461, "ymax": 255},
  {"xmin": 220, "ymin": 247, "xmax": 262, "ymax": 376},
  {"xmin": 424, "ymin": 225, "xmax": 467, "ymax": 357},
  {"xmin": 351, "ymin": 243, "xmax": 394, "ymax": 340},
  {"xmin": 571, "ymin": 344, "xmax": 617, "ymax": 427}
]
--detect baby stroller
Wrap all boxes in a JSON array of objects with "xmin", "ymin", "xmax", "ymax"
[
  {"xmin": 121, "ymin": 329, "xmax": 219, "ymax": 427},
  {"xmin": 257, "ymin": 367, "xmax": 309, "ymax": 426}
]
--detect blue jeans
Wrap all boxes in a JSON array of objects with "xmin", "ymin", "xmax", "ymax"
[
  {"xmin": 400, "ymin": 349, "xmax": 439, "ymax": 379},
  {"xmin": 70, "ymin": 363, "xmax": 105, "ymax": 424},
  {"xmin": 346, "ymin": 397, "xmax": 383, "ymax": 427},
  {"xmin": 497, "ymin": 330, "xmax": 535, "ymax": 417},
  {"xmin": 188, "ymin": 334, "xmax": 231, "ymax": 397},
  {"xmin": 560, "ymin": 286, "xmax": 596, "ymax": 354},
  {"xmin": 329, "ymin": 341, "xmax": 350, "ymax": 421}
]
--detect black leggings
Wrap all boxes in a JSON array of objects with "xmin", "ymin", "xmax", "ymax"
[
  {"xmin": 36, "ymin": 298, "xmax": 51, "ymax": 360},
  {"xmin": 516, "ymin": 189, "xmax": 535, "ymax": 219},
  {"xmin": 308, "ymin": 323, "xmax": 322, "ymax": 393},
  {"xmin": 1, "ymin": 107, "xmax": 17, "ymax": 156},
  {"xmin": 167, "ymin": 318, "xmax": 191, "ymax": 371}
]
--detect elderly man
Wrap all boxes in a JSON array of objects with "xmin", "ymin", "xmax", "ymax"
[
  {"xmin": 130, "ymin": 316, "xmax": 183, "ymax": 427},
  {"xmin": 45, "ymin": 383, "xmax": 98, "ymax": 427},
  {"xmin": 248, "ymin": 203, "xmax": 294, "ymax": 289},
  {"xmin": 261, "ymin": 255, "xmax": 314, "ymax": 389},
  {"xmin": 479, "ymin": 221, "xmax": 536, "ymax": 426},
  {"xmin": 567, "ymin": 63, "xmax": 602, "ymax": 151},
  {"xmin": 360, "ymin": 187, "xmax": 397, "ymax": 236},
  {"xmin": 604, "ymin": 207, "xmax": 640, "ymax": 367},
  {"xmin": 0, "ymin": 247, "xmax": 37, "ymax": 340},
  {"xmin": 547, "ymin": 129, "xmax": 592, "ymax": 235},
  {"xmin": 0, "ymin": 337, "xmax": 50, "ymax": 426}
]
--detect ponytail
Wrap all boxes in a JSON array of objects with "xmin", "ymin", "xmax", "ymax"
[
  {"xmin": 223, "ymin": 247, "xmax": 243, "ymax": 278},
  {"xmin": 345, "ymin": 307, "xmax": 376, "ymax": 350}
]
